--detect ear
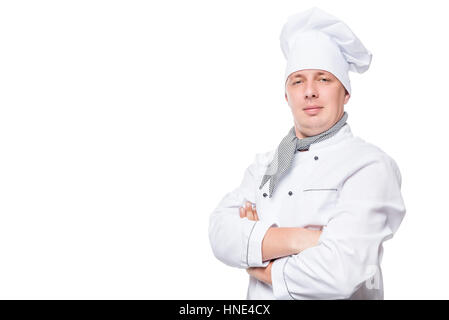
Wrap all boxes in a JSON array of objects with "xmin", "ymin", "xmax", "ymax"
[
  {"xmin": 285, "ymin": 92, "xmax": 288, "ymax": 102},
  {"xmin": 343, "ymin": 91, "xmax": 350, "ymax": 104}
]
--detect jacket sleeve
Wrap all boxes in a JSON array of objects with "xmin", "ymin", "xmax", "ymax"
[
  {"xmin": 208, "ymin": 153, "xmax": 279, "ymax": 269},
  {"xmin": 271, "ymin": 154, "xmax": 406, "ymax": 299}
]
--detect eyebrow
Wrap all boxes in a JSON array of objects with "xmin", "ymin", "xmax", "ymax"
[{"xmin": 291, "ymin": 72, "xmax": 328, "ymax": 78}]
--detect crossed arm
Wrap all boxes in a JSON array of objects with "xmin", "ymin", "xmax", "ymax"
[{"xmin": 239, "ymin": 201, "xmax": 322, "ymax": 285}]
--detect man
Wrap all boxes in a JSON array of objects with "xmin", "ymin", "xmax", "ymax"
[{"xmin": 208, "ymin": 7, "xmax": 406, "ymax": 300}]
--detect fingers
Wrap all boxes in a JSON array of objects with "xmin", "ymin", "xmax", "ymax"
[
  {"xmin": 239, "ymin": 207, "xmax": 246, "ymax": 218},
  {"xmin": 250, "ymin": 202, "xmax": 259, "ymax": 221},
  {"xmin": 245, "ymin": 202, "xmax": 255, "ymax": 220},
  {"xmin": 239, "ymin": 201, "xmax": 259, "ymax": 221},
  {"xmin": 253, "ymin": 207, "xmax": 259, "ymax": 221}
]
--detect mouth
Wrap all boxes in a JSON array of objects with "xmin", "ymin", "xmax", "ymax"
[
  {"xmin": 303, "ymin": 106, "xmax": 323, "ymax": 115},
  {"xmin": 303, "ymin": 105, "xmax": 323, "ymax": 110}
]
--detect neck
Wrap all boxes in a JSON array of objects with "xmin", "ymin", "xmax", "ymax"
[{"xmin": 294, "ymin": 111, "xmax": 346, "ymax": 139}]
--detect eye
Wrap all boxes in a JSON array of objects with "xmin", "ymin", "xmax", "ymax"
[
  {"xmin": 320, "ymin": 78, "xmax": 330, "ymax": 82},
  {"xmin": 293, "ymin": 81, "xmax": 302, "ymax": 84}
]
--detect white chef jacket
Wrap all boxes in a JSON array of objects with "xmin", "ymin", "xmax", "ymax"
[{"xmin": 208, "ymin": 123, "xmax": 406, "ymax": 300}]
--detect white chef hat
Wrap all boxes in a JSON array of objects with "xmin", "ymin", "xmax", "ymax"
[{"xmin": 280, "ymin": 7, "xmax": 372, "ymax": 95}]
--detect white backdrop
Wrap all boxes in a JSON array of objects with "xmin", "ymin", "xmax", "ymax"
[{"xmin": 0, "ymin": 0, "xmax": 447, "ymax": 299}]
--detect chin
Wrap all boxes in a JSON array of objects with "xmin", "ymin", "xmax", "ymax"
[{"xmin": 298, "ymin": 116, "xmax": 330, "ymax": 134}]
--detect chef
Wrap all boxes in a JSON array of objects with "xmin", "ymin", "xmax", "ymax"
[{"xmin": 208, "ymin": 7, "xmax": 406, "ymax": 300}]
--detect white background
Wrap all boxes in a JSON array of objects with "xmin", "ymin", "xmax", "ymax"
[{"xmin": 0, "ymin": 0, "xmax": 447, "ymax": 299}]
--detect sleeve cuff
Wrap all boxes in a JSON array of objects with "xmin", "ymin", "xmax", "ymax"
[
  {"xmin": 271, "ymin": 256, "xmax": 294, "ymax": 300},
  {"xmin": 246, "ymin": 219, "xmax": 278, "ymax": 267}
]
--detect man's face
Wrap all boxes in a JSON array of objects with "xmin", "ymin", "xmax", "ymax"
[{"xmin": 284, "ymin": 69, "xmax": 350, "ymax": 139}]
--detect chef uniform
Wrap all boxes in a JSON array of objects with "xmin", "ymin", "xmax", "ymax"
[{"xmin": 208, "ymin": 7, "xmax": 406, "ymax": 300}]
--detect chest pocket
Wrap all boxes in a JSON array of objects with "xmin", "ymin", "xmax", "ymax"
[{"xmin": 298, "ymin": 188, "xmax": 339, "ymax": 225}]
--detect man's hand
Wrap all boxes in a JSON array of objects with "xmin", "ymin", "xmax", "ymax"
[
  {"xmin": 246, "ymin": 260, "xmax": 274, "ymax": 286},
  {"xmin": 239, "ymin": 201, "xmax": 258, "ymax": 221}
]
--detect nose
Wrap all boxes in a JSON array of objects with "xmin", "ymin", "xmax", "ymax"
[{"xmin": 304, "ymin": 82, "xmax": 318, "ymax": 99}]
